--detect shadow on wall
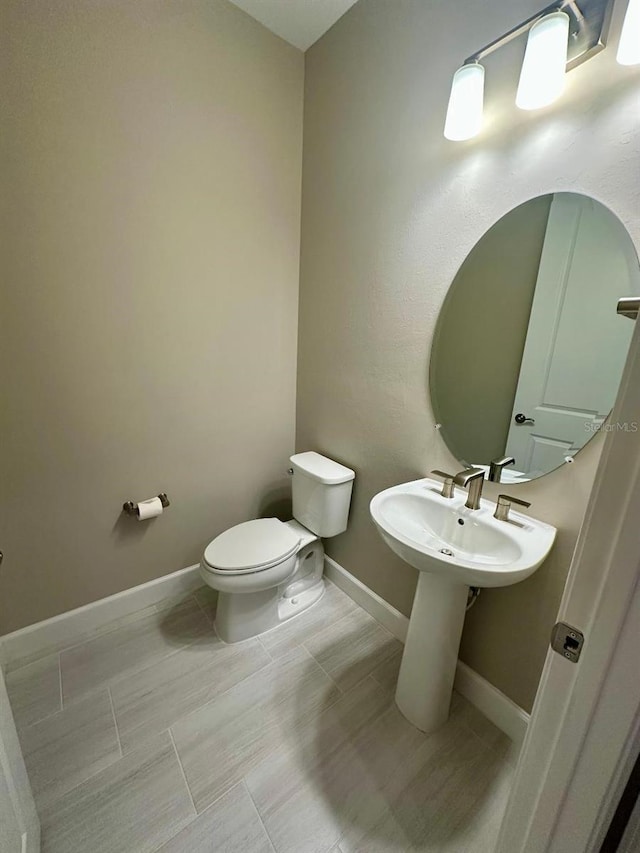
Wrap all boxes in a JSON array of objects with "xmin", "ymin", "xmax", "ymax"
[{"xmin": 257, "ymin": 484, "xmax": 292, "ymax": 522}]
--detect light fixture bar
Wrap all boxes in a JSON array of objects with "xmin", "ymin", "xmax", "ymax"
[{"xmin": 463, "ymin": 0, "xmax": 613, "ymax": 71}]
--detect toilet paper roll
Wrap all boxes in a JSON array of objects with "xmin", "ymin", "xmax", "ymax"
[{"xmin": 137, "ymin": 496, "xmax": 164, "ymax": 521}]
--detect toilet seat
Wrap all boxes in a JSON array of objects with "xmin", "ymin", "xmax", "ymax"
[{"xmin": 203, "ymin": 518, "xmax": 301, "ymax": 575}]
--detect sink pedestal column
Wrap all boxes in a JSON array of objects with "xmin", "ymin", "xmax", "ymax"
[{"xmin": 395, "ymin": 572, "xmax": 468, "ymax": 733}]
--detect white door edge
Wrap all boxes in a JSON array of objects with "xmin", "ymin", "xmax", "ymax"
[{"xmin": 496, "ymin": 311, "xmax": 640, "ymax": 852}]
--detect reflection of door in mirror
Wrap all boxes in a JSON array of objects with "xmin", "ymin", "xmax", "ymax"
[{"xmin": 505, "ymin": 195, "xmax": 639, "ymax": 478}]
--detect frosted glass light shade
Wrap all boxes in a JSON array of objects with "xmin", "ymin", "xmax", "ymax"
[
  {"xmin": 516, "ymin": 11, "xmax": 570, "ymax": 110},
  {"xmin": 444, "ymin": 63, "xmax": 485, "ymax": 141},
  {"xmin": 617, "ymin": 0, "xmax": 640, "ymax": 65}
]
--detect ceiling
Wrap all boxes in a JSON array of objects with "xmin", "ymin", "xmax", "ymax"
[{"xmin": 227, "ymin": 0, "xmax": 360, "ymax": 51}]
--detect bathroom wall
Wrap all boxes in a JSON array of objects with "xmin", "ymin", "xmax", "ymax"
[
  {"xmin": 431, "ymin": 194, "xmax": 551, "ymax": 464},
  {"xmin": 0, "ymin": 0, "xmax": 303, "ymax": 633},
  {"xmin": 297, "ymin": 0, "xmax": 640, "ymax": 710}
]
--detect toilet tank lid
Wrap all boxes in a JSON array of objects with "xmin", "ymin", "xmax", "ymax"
[{"xmin": 290, "ymin": 452, "xmax": 355, "ymax": 485}]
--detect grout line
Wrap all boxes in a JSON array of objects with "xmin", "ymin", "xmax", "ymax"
[
  {"xmin": 16, "ymin": 699, "xmax": 68, "ymax": 734},
  {"xmin": 300, "ymin": 642, "xmax": 344, "ymax": 694},
  {"xmin": 169, "ymin": 728, "xmax": 198, "ymax": 817},
  {"xmin": 191, "ymin": 591, "xmax": 215, "ymax": 626},
  {"xmin": 14, "ymin": 593, "xmax": 204, "ymax": 672},
  {"xmin": 104, "ymin": 633, "xmax": 209, "ymax": 696},
  {"xmin": 459, "ymin": 719, "xmax": 494, "ymax": 753},
  {"xmin": 21, "ymin": 605, "xmax": 163, "ymax": 668},
  {"xmin": 256, "ymin": 635, "xmax": 276, "ymax": 662},
  {"xmin": 25, "ymin": 692, "xmax": 129, "ymax": 812},
  {"xmin": 5, "ymin": 586, "xmax": 220, "ymax": 676},
  {"xmin": 64, "ymin": 608, "xmax": 216, "ymax": 704},
  {"xmin": 345, "ymin": 658, "xmax": 401, "ymax": 699},
  {"xmin": 107, "ymin": 688, "xmax": 123, "ymax": 758},
  {"xmin": 243, "ymin": 779, "xmax": 278, "ymax": 853},
  {"xmin": 155, "ymin": 648, "xmax": 276, "ymax": 736},
  {"xmin": 457, "ymin": 712, "xmax": 515, "ymax": 759},
  {"xmin": 154, "ymin": 780, "xmax": 257, "ymax": 851}
]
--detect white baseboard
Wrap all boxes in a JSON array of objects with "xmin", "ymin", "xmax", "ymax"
[
  {"xmin": 1, "ymin": 552, "xmax": 529, "ymax": 743},
  {"xmin": 325, "ymin": 556, "xmax": 529, "ymax": 744},
  {"xmin": 325, "ymin": 556, "xmax": 409, "ymax": 642},
  {"xmin": 454, "ymin": 661, "xmax": 529, "ymax": 743},
  {"xmin": 1, "ymin": 564, "xmax": 202, "ymax": 670}
]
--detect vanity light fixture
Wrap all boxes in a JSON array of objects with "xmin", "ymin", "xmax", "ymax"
[
  {"xmin": 617, "ymin": 0, "xmax": 640, "ymax": 65},
  {"xmin": 444, "ymin": 0, "xmax": 616, "ymax": 140},
  {"xmin": 444, "ymin": 63, "xmax": 485, "ymax": 141},
  {"xmin": 516, "ymin": 11, "xmax": 570, "ymax": 110}
]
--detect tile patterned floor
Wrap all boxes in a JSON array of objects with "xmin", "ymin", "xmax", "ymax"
[{"xmin": 5, "ymin": 581, "xmax": 516, "ymax": 853}]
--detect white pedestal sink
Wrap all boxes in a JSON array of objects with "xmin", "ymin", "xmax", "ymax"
[{"xmin": 370, "ymin": 478, "xmax": 556, "ymax": 733}]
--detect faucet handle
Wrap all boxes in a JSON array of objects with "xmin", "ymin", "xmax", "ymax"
[
  {"xmin": 494, "ymin": 494, "xmax": 531, "ymax": 522},
  {"xmin": 430, "ymin": 470, "xmax": 455, "ymax": 499}
]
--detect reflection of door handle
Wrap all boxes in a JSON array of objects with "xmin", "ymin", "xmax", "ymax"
[{"xmin": 514, "ymin": 413, "xmax": 535, "ymax": 425}]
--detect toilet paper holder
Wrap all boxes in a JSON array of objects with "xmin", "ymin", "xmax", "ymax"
[{"xmin": 122, "ymin": 493, "xmax": 170, "ymax": 518}]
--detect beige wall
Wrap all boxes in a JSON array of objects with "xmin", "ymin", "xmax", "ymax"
[
  {"xmin": 0, "ymin": 0, "xmax": 303, "ymax": 633},
  {"xmin": 298, "ymin": 0, "xmax": 640, "ymax": 710},
  {"xmin": 431, "ymin": 195, "xmax": 551, "ymax": 465}
]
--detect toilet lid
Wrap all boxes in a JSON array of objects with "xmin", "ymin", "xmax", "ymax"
[{"xmin": 203, "ymin": 518, "xmax": 300, "ymax": 573}]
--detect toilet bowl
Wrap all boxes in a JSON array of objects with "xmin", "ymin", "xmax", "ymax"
[{"xmin": 200, "ymin": 452, "xmax": 355, "ymax": 643}]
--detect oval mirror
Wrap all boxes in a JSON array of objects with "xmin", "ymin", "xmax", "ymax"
[{"xmin": 430, "ymin": 193, "xmax": 640, "ymax": 483}]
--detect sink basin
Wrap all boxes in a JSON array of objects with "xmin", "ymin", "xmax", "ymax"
[
  {"xmin": 370, "ymin": 479, "xmax": 556, "ymax": 587},
  {"xmin": 370, "ymin": 477, "xmax": 556, "ymax": 734}
]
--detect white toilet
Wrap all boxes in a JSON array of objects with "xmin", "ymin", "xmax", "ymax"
[{"xmin": 200, "ymin": 451, "xmax": 355, "ymax": 643}]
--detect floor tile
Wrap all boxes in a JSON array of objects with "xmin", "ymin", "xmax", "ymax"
[
  {"xmin": 369, "ymin": 649, "xmax": 402, "ymax": 694},
  {"xmin": 60, "ymin": 596, "xmax": 212, "ymax": 703},
  {"xmin": 456, "ymin": 696, "xmax": 504, "ymax": 746},
  {"xmin": 18, "ymin": 689, "xmax": 120, "ymax": 809},
  {"xmin": 247, "ymin": 678, "xmax": 506, "ymax": 853},
  {"xmin": 259, "ymin": 581, "xmax": 358, "ymax": 658},
  {"xmin": 192, "ymin": 586, "xmax": 218, "ymax": 623},
  {"xmin": 40, "ymin": 732, "xmax": 195, "ymax": 853},
  {"xmin": 5, "ymin": 654, "xmax": 61, "ymax": 729},
  {"xmin": 172, "ymin": 645, "xmax": 341, "ymax": 812},
  {"xmin": 248, "ymin": 693, "xmax": 442, "ymax": 853},
  {"xmin": 245, "ymin": 676, "xmax": 395, "ymax": 853},
  {"xmin": 111, "ymin": 633, "xmax": 270, "ymax": 753},
  {"xmin": 3, "ymin": 603, "xmax": 174, "ymax": 676},
  {"xmin": 343, "ymin": 722, "xmax": 511, "ymax": 853},
  {"xmin": 304, "ymin": 607, "xmax": 402, "ymax": 692},
  {"xmin": 460, "ymin": 697, "xmax": 522, "ymax": 765},
  {"xmin": 158, "ymin": 782, "xmax": 273, "ymax": 853},
  {"xmin": 23, "ymin": 587, "xmax": 514, "ymax": 853}
]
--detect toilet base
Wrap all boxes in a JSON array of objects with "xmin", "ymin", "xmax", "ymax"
[
  {"xmin": 212, "ymin": 536, "xmax": 326, "ymax": 643},
  {"xmin": 215, "ymin": 578, "xmax": 325, "ymax": 643},
  {"xmin": 277, "ymin": 579, "xmax": 325, "ymax": 626}
]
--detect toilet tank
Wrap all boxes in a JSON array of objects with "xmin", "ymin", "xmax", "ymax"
[{"xmin": 290, "ymin": 452, "xmax": 355, "ymax": 538}]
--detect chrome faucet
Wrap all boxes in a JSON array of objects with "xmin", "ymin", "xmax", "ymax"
[
  {"xmin": 453, "ymin": 467, "xmax": 486, "ymax": 510},
  {"xmin": 489, "ymin": 456, "xmax": 515, "ymax": 483}
]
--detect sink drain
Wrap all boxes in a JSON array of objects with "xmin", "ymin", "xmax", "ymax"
[{"xmin": 439, "ymin": 547, "xmax": 455, "ymax": 557}]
